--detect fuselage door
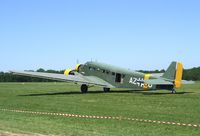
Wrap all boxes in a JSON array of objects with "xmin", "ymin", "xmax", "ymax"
[{"xmin": 115, "ymin": 73, "xmax": 121, "ymax": 83}]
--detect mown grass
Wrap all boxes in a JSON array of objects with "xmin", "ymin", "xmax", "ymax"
[{"xmin": 0, "ymin": 82, "xmax": 200, "ymax": 135}]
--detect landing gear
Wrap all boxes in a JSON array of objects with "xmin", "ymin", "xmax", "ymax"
[
  {"xmin": 103, "ymin": 88, "xmax": 110, "ymax": 93},
  {"xmin": 171, "ymin": 88, "xmax": 176, "ymax": 94},
  {"xmin": 81, "ymin": 84, "xmax": 88, "ymax": 93}
]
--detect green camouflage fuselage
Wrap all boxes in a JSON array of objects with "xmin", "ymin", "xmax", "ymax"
[{"xmin": 80, "ymin": 61, "xmax": 157, "ymax": 90}]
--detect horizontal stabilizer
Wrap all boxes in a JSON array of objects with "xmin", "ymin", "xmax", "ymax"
[
  {"xmin": 182, "ymin": 80, "xmax": 195, "ymax": 84},
  {"xmin": 151, "ymin": 73, "xmax": 164, "ymax": 77},
  {"xmin": 144, "ymin": 79, "xmax": 173, "ymax": 85}
]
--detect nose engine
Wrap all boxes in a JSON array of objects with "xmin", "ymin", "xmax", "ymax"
[{"xmin": 75, "ymin": 64, "xmax": 82, "ymax": 72}]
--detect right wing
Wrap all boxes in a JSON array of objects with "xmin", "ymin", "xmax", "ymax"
[{"xmin": 10, "ymin": 70, "xmax": 114, "ymax": 88}]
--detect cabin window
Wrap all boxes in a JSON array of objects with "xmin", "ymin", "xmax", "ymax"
[
  {"xmin": 102, "ymin": 69, "xmax": 105, "ymax": 73},
  {"xmin": 89, "ymin": 67, "xmax": 95, "ymax": 71},
  {"xmin": 115, "ymin": 73, "xmax": 121, "ymax": 83},
  {"xmin": 112, "ymin": 72, "xmax": 115, "ymax": 76},
  {"xmin": 106, "ymin": 71, "xmax": 110, "ymax": 74}
]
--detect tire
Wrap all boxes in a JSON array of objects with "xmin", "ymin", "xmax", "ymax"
[
  {"xmin": 81, "ymin": 84, "xmax": 88, "ymax": 93},
  {"xmin": 103, "ymin": 88, "xmax": 110, "ymax": 93},
  {"xmin": 171, "ymin": 89, "xmax": 176, "ymax": 94}
]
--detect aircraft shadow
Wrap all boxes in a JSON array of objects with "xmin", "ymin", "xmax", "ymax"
[
  {"xmin": 141, "ymin": 91, "xmax": 193, "ymax": 95},
  {"xmin": 18, "ymin": 90, "xmax": 193, "ymax": 97},
  {"xmin": 19, "ymin": 90, "xmax": 131, "ymax": 96}
]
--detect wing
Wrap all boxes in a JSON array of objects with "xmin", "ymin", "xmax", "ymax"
[{"xmin": 10, "ymin": 70, "xmax": 114, "ymax": 88}]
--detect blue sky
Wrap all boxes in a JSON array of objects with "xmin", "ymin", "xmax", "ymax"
[{"xmin": 0, "ymin": 0, "xmax": 200, "ymax": 71}]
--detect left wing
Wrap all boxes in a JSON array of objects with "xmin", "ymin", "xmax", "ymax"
[{"xmin": 10, "ymin": 70, "xmax": 114, "ymax": 88}]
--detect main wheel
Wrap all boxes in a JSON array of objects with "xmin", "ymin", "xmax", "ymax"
[
  {"xmin": 103, "ymin": 88, "xmax": 110, "ymax": 93},
  {"xmin": 81, "ymin": 84, "xmax": 88, "ymax": 93},
  {"xmin": 171, "ymin": 89, "xmax": 176, "ymax": 94}
]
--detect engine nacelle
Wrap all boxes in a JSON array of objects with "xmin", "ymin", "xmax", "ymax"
[
  {"xmin": 75, "ymin": 64, "xmax": 82, "ymax": 72},
  {"xmin": 64, "ymin": 69, "xmax": 74, "ymax": 75},
  {"xmin": 64, "ymin": 64, "xmax": 82, "ymax": 75}
]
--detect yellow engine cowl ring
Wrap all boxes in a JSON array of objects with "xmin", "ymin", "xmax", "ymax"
[
  {"xmin": 75, "ymin": 64, "xmax": 82, "ymax": 72},
  {"xmin": 64, "ymin": 69, "xmax": 74, "ymax": 75}
]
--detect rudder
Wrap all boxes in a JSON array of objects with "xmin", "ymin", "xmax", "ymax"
[{"xmin": 174, "ymin": 62, "xmax": 183, "ymax": 88}]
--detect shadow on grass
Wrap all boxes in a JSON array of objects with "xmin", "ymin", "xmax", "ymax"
[
  {"xmin": 142, "ymin": 91, "xmax": 193, "ymax": 95},
  {"xmin": 18, "ymin": 90, "xmax": 193, "ymax": 97}
]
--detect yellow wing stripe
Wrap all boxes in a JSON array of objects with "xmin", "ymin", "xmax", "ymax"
[
  {"xmin": 144, "ymin": 74, "xmax": 151, "ymax": 89},
  {"xmin": 175, "ymin": 62, "xmax": 183, "ymax": 88}
]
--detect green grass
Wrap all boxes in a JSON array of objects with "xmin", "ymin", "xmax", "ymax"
[{"xmin": 0, "ymin": 82, "xmax": 200, "ymax": 135}]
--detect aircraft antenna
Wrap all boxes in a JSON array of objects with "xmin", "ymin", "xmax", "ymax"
[{"xmin": 76, "ymin": 59, "xmax": 79, "ymax": 64}]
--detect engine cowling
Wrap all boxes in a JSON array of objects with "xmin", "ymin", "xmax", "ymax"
[
  {"xmin": 64, "ymin": 69, "xmax": 74, "ymax": 75},
  {"xmin": 64, "ymin": 64, "xmax": 82, "ymax": 75},
  {"xmin": 75, "ymin": 64, "xmax": 82, "ymax": 72}
]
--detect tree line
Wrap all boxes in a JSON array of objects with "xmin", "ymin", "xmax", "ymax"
[{"xmin": 0, "ymin": 67, "xmax": 199, "ymax": 82}]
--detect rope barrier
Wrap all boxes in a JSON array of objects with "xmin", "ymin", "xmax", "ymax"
[{"xmin": 1, "ymin": 108, "xmax": 199, "ymax": 128}]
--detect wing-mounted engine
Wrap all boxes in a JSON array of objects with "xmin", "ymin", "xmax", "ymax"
[
  {"xmin": 64, "ymin": 69, "xmax": 75, "ymax": 75},
  {"xmin": 64, "ymin": 64, "xmax": 83, "ymax": 75}
]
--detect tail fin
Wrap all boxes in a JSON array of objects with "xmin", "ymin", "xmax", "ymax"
[{"xmin": 162, "ymin": 61, "xmax": 183, "ymax": 88}]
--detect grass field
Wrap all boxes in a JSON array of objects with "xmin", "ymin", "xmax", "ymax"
[{"xmin": 0, "ymin": 82, "xmax": 200, "ymax": 136}]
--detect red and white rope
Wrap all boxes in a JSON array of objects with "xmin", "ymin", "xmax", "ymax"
[{"xmin": 0, "ymin": 108, "xmax": 199, "ymax": 128}]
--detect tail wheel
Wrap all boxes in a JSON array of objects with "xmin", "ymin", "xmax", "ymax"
[
  {"xmin": 171, "ymin": 88, "xmax": 176, "ymax": 94},
  {"xmin": 81, "ymin": 84, "xmax": 88, "ymax": 93},
  {"xmin": 103, "ymin": 88, "xmax": 110, "ymax": 93}
]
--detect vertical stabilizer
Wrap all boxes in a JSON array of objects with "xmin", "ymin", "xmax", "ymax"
[
  {"xmin": 162, "ymin": 62, "xmax": 177, "ymax": 80},
  {"xmin": 162, "ymin": 62, "xmax": 183, "ymax": 88}
]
